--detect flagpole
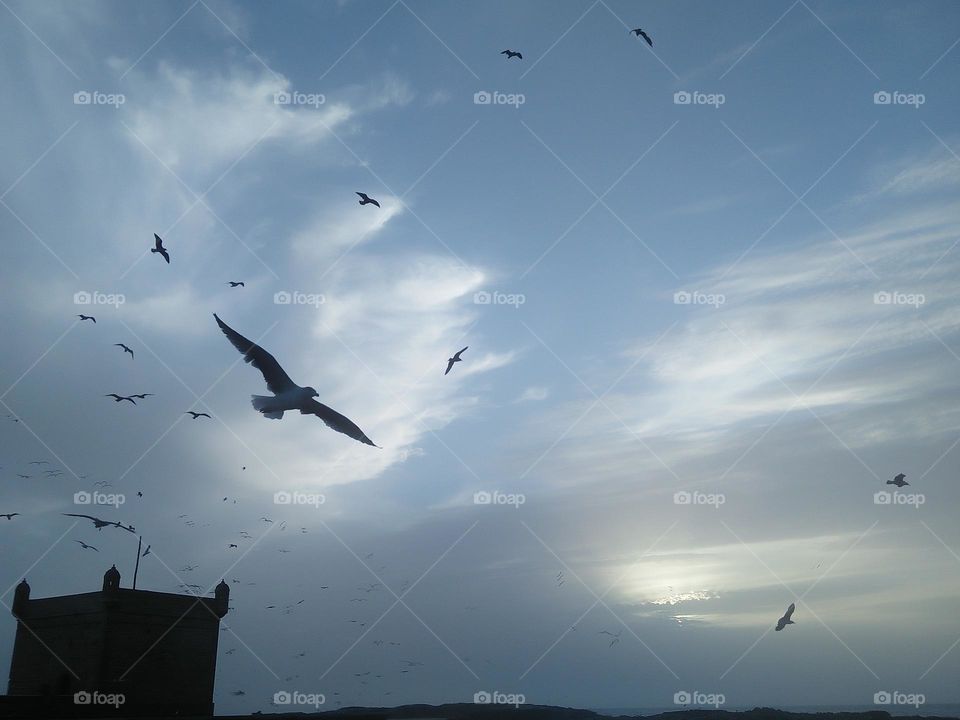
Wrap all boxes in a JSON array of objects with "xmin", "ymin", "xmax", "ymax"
[{"xmin": 133, "ymin": 535, "xmax": 142, "ymax": 589}]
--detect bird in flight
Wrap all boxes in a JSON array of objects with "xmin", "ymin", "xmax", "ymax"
[
  {"xmin": 75, "ymin": 540, "xmax": 98, "ymax": 551},
  {"xmin": 77, "ymin": 314, "xmax": 96, "ymax": 323},
  {"xmin": 630, "ymin": 28, "xmax": 653, "ymax": 46},
  {"xmin": 130, "ymin": 394, "xmax": 154, "ymax": 400},
  {"xmin": 114, "ymin": 343, "xmax": 134, "ymax": 359},
  {"xmin": 228, "ymin": 281, "xmax": 245, "ymax": 288},
  {"xmin": 356, "ymin": 192, "xmax": 380, "ymax": 208},
  {"xmin": 445, "ymin": 346, "xmax": 468, "ymax": 376},
  {"xmin": 151, "ymin": 233, "xmax": 170, "ymax": 263},
  {"xmin": 142, "ymin": 545, "xmax": 151, "ymax": 557},
  {"xmin": 501, "ymin": 49, "xmax": 522, "ymax": 59},
  {"xmin": 213, "ymin": 313, "xmax": 378, "ymax": 446},
  {"xmin": 62, "ymin": 513, "xmax": 135, "ymax": 533},
  {"xmin": 105, "ymin": 394, "xmax": 137, "ymax": 404},
  {"xmin": 887, "ymin": 473, "xmax": 909, "ymax": 487},
  {"xmin": 599, "ymin": 630, "xmax": 622, "ymax": 647},
  {"xmin": 0, "ymin": 513, "xmax": 20, "ymax": 520},
  {"xmin": 775, "ymin": 602, "xmax": 796, "ymax": 631},
  {"xmin": 186, "ymin": 411, "xmax": 211, "ymax": 420}
]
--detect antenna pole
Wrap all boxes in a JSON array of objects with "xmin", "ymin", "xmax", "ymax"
[{"xmin": 133, "ymin": 535, "xmax": 142, "ymax": 590}]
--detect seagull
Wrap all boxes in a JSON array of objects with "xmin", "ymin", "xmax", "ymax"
[
  {"xmin": 775, "ymin": 602, "xmax": 796, "ymax": 631},
  {"xmin": 227, "ymin": 281, "xmax": 245, "ymax": 288},
  {"xmin": 27, "ymin": 461, "xmax": 49, "ymax": 465},
  {"xmin": 77, "ymin": 314, "xmax": 96, "ymax": 323},
  {"xmin": 16, "ymin": 475, "xmax": 30, "ymax": 479},
  {"xmin": 355, "ymin": 192, "xmax": 380, "ymax": 208},
  {"xmin": 501, "ymin": 49, "xmax": 522, "ymax": 59},
  {"xmin": 142, "ymin": 545, "xmax": 151, "ymax": 557},
  {"xmin": 151, "ymin": 233, "xmax": 170, "ymax": 263},
  {"xmin": 630, "ymin": 28, "xmax": 653, "ymax": 46},
  {"xmin": 62, "ymin": 513, "xmax": 135, "ymax": 533},
  {"xmin": 130, "ymin": 394, "xmax": 154, "ymax": 400},
  {"xmin": 228, "ymin": 543, "xmax": 238, "ymax": 548},
  {"xmin": 887, "ymin": 473, "xmax": 909, "ymax": 488},
  {"xmin": 114, "ymin": 343, "xmax": 134, "ymax": 359},
  {"xmin": 75, "ymin": 540, "xmax": 98, "ymax": 551},
  {"xmin": 186, "ymin": 411, "xmax": 211, "ymax": 419},
  {"xmin": 105, "ymin": 394, "xmax": 136, "ymax": 405},
  {"xmin": 0, "ymin": 513, "xmax": 20, "ymax": 520},
  {"xmin": 213, "ymin": 313, "xmax": 378, "ymax": 446},
  {"xmin": 445, "ymin": 346, "xmax": 468, "ymax": 376}
]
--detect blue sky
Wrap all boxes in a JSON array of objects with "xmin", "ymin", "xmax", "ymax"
[{"xmin": 1, "ymin": 0, "xmax": 960, "ymax": 714}]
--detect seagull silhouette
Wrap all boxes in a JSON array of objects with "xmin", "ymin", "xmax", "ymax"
[
  {"xmin": 75, "ymin": 540, "xmax": 99, "ymax": 551},
  {"xmin": 151, "ymin": 233, "xmax": 170, "ymax": 263},
  {"xmin": 213, "ymin": 313, "xmax": 378, "ymax": 446},
  {"xmin": 186, "ymin": 411, "xmax": 211, "ymax": 419},
  {"xmin": 114, "ymin": 343, "xmax": 134, "ymax": 359},
  {"xmin": 142, "ymin": 545, "xmax": 151, "ymax": 557},
  {"xmin": 62, "ymin": 513, "xmax": 135, "ymax": 533},
  {"xmin": 775, "ymin": 602, "xmax": 796, "ymax": 631},
  {"xmin": 445, "ymin": 347, "xmax": 468, "ymax": 375},
  {"xmin": 887, "ymin": 473, "xmax": 909, "ymax": 487},
  {"xmin": 501, "ymin": 49, "xmax": 522, "ymax": 59},
  {"xmin": 631, "ymin": 28, "xmax": 653, "ymax": 46},
  {"xmin": 356, "ymin": 192, "xmax": 380, "ymax": 208},
  {"xmin": 0, "ymin": 513, "xmax": 20, "ymax": 520},
  {"xmin": 228, "ymin": 281, "xmax": 245, "ymax": 288},
  {"xmin": 105, "ymin": 394, "xmax": 137, "ymax": 405},
  {"xmin": 77, "ymin": 314, "xmax": 96, "ymax": 323}
]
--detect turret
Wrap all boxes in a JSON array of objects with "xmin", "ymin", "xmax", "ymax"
[
  {"xmin": 102, "ymin": 565, "xmax": 121, "ymax": 593},
  {"xmin": 214, "ymin": 579, "xmax": 230, "ymax": 618},
  {"xmin": 11, "ymin": 579, "xmax": 29, "ymax": 618}
]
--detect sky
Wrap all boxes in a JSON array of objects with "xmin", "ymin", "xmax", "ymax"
[{"xmin": 0, "ymin": 0, "xmax": 959, "ymax": 715}]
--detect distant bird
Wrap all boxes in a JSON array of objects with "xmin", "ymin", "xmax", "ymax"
[
  {"xmin": 355, "ymin": 192, "xmax": 380, "ymax": 208},
  {"xmin": 105, "ymin": 394, "xmax": 136, "ymax": 405},
  {"xmin": 27, "ymin": 461, "xmax": 49, "ymax": 465},
  {"xmin": 213, "ymin": 314, "xmax": 378, "ymax": 446},
  {"xmin": 141, "ymin": 545, "xmax": 151, "ymax": 557},
  {"xmin": 260, "ymin": 517, "xmax": 273, "ymax": 524},
  {"xmin": 599, "ymin": 630, "xmax": 622, "ymax": 647},
  {"xmin": 0, "ymin": 513, "xmax": 20, "ymax": 520},
  {"xmin": 186, "ymin": 411, "xmax": 211, "ymax": 419},
  {"xmin": 887, "ymin": 473, "xmax": 909, "ymax": 488},
  {"xmin": 62, "ymin": 513, "xmax": 135, "ymax": 533},
  {"xmin": 151, "ymin": 233, "xmax": 170, "ymax": 263},
  {"xmin": 136, "ymin": 492, "xmax": 143, "ymax": 498},
  {"xmin": 631, "ymin": 28, "xmax": 653, "ymax": 46},
  {"xmin": 114, "ymin": 343, "xmax": 134, "ymax": 359},
  {"xmin": 130, "ymin": 394, "xmax": 154, "ymax": 400},
  {"xmin": 16, "ymin": 475, "xmax": 30, "ymax": 479},
  {"xmin": 228, "ymin": 544, "xmax": 238, "ymax": 548},
  {"xmin": 775, "ymin": 602, "xmax": 796, "ymax": 631},
  {"xmin": 445, "ymin": 346, "xmax": 468, "ymax": 375},
  {"xmin": 231, "ymin": 691, "xmax": 245, "ymax": 697},
  {"xmin": 75, "ymin": 540, "xmax": 98, "ymax": 551},
  {"xmin": 227, "ymin": 281, "xmax": 245, "ymax": 288},
  {"xmin": 501, "ymin": 49, "xmax": 522, "ymax": 60},
  {"xmin": 77, "ymin": 314, "xmax": 96, "ymax": 323}
]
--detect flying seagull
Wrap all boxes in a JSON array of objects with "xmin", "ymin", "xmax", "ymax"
[
  {"xmin": 887, "ymin": 473, "xmax": 909, "ymax": 487},
  {"xmin": 356, "ymin": 192, "xmax": 380, "ymax": 208},
  {"xmin": 228, "ymin": 281, "xmax": 245, "ymax": 288},
  {"xmin": 77, "ymin": 314, "xmax": 96, "ymax": 323},
  {"xmin": 75, "ymin": 540, "xmax": 98, "ymax": 551},
  {"xmin": 631, "ymin": 28, "xmax": 653, "ymax": 46},
  {"xmin": 151, "ymin": 233, "xmax": 170, "ymax": 263},
  {"xmin": 105, "ymin": 394, "xmax": 137, "ymax": 404},
  {"xmin": 62, "ymin": 513, "xmax": 135, "ymax": 533},
  {"xmin": 501, "ymin": 49, "xmax": 522, "ymax": 59},
  {"xmin": 186, "ymin": 411, "xmax": 211, "ymax": 420},
  {"xmin": 142, "ymin": 545, "xmax": 151, "ymax": 557},
  {"xmin": 0, "ymin": 513, "xmax": 20, "ymax": 520},
  {"xmin": 775, "ymin": 602, "xmax": 796, "ymax": 631},
  {"xmin": 114, "ymin": 343, "xmax": 134, "ymax": 359},
  {"xmin": 212, "ymin": 313, "xmax": 378, "ymax": 447},
  {"xmin": 445, "ymin": 346, "xmax": 468, "ymax": 376}
]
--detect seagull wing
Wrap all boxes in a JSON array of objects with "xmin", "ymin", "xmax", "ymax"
[
  {"xmin": 370, "ymin": 198, "xmax": 381, "ymax": 207},
  {"xmin": 213, "ymin": 314, "xmax": 299, "ymax": 394},
  {"xmin": 454, "ymin": 346, "xmax": 468, "ymax": 360},
  {"xmin": 154, "ymin": 233, "xmax": 163, "ymax": 250},
  {"xmin": 300, "ymin": 398, "xmax": 378, "ymax": 447},
  {"xmin": 640, "ymin": 31, "xmax": 652, "ymax": 46},
  {"xmin": 445, "ymin": 358, "xmax": 456, "ymax": 375},
  {"xmin": 784, "ymin": 602, "xmax": 795, "ymax": 620}
]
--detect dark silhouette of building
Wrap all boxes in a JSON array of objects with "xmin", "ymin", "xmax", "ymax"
[{"xmin": 1, "ymin": 566, "xmax": 229, "ymax": 717}]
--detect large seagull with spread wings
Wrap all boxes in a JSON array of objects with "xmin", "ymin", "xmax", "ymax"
[{"xmin": 213, "ymin": 314, "xmax": 378, "ymax": 447}]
